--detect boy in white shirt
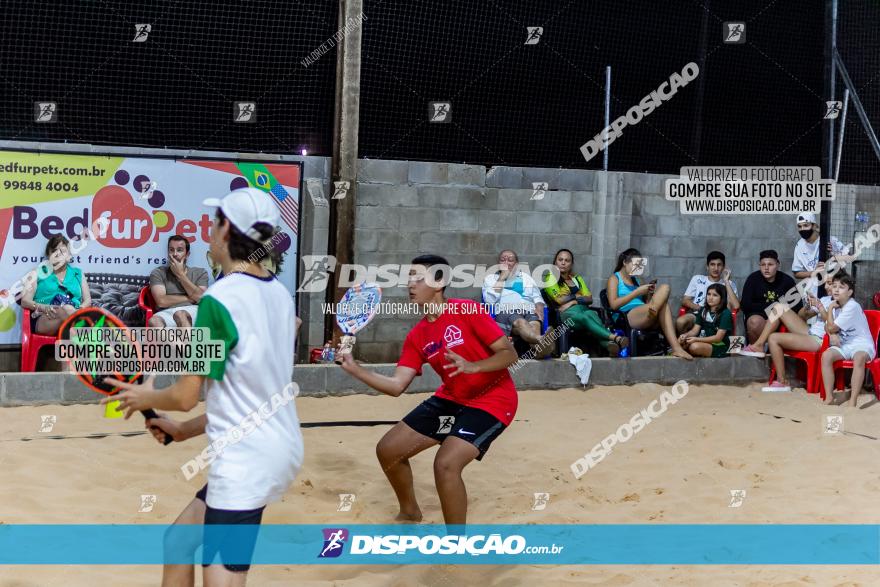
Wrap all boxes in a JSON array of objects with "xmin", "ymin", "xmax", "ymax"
[
  {"xmin": 676, "ymin": 251, "xmax": 740, "ymax": 334},
  {"xmin": 820, "ymin": 273, "xmax": 876, "ymax": 406},
  {"xmin": 106, "ymin": 187, "xmax": 303, "ymax": 586}
]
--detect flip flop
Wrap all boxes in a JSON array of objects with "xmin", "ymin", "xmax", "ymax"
[{"xmin": 607, "ymin": 342, "xmax": 621, "ymax": 357}]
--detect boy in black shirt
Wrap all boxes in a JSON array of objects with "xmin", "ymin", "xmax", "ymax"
[{"xmin": 740, "ymin": 250, "xmax": 800, "ymax": 347}]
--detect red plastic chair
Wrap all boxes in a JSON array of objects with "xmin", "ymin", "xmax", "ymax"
[
  {"xmin": 20, "ymin": 307, "xmax": 59, "ymax": 372},
  {"xmin": 768, "ymin": 333, "xmax": 829, "ymax": 395},
  {"xmin": 138, "ymin": 286, "xmax": 158, "ymax": 325},
  {"xmin": 829, "ymin": 309, "xmax": 880, "ymax": 401}
]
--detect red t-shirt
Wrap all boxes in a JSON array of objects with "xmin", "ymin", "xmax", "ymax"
[{"xmin": 397, "ymin": 298, "xmax": 518, "ymax": 425}]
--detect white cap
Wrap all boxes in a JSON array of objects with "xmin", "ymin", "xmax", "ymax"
[
  {"xmin": 203, "ymin": 187, "xmax": 280, "ymax": 243},
  {"xmin": 796, "ymin": 212, "xmax": 817, "ymax": 225}
]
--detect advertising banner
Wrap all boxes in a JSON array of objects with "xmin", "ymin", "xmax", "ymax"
[{"xmin": 0, "ymin": 150, "xmax": 301, "ymax": 345}]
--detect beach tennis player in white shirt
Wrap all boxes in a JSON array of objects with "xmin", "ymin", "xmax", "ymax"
[{"xmin": 107, "ymin": 187, "xmax": 303, "ymax": 587}]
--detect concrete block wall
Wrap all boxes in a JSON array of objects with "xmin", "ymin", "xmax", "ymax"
[
  {"xmin": 628, "ymin": 173, "xmax": 800, "ymax": 309},
  {"xmin": 295, "ymin": 156, "xmax": 332, "ymax": 361},
  {"xmin": 830, "ymin": 183, "xmax": 880, "ymax": 309},
  {"xmin": 340, "ymin": 160, "xmax": 867, "ymax": 362},
  {"xmin": 353, "ymin": 160, "xmax": 606, "ymax": 362},
  {"xmin": 0, "ymin": 357, "xmax": 773, "ymax": 405}
]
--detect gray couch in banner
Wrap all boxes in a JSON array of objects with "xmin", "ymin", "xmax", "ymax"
[{"xmin": 84, "ymin": 272, "xmax": 149, "ymax": 326}]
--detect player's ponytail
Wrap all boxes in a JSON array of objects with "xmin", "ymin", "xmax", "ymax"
[{"xmin": 614, "ymin": 248, "xmax": 640, "ymax": 273}]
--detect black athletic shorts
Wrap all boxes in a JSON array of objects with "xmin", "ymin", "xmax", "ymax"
[
  {"xmin": 195, "ymin": 484, "xmax": 265, "ymax": 573},
  {"xmin": 401, "ymin": 396, "xmax": 507, "ymax": 460}
]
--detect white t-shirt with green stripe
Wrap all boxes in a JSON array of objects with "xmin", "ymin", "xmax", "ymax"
[{"xmin": 195, "ymin": 272, "xmax": 303, "ymax": 510}]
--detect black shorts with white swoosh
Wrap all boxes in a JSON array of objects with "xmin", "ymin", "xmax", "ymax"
[{"xmin": 402, "ymin": 395, "xmax": 507, "ymax": 460}]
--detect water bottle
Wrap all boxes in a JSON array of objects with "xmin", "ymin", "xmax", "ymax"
[
  {"xmin": 321, "ymin": 342, "xmax": 331, "ymax": 362},
  {"xmin": 327, "ymin": 346, "xmax": 336, "ymax": 363},
  {"xmin": 856, "ymin": 211, "xmax": 868, "ymax": 233},
  {"xmin": 614, "ymin": 329, "xmax": 630, "ymax": 357}
]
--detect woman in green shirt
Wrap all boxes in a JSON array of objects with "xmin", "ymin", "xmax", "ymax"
[
  {"xmin": 543, "ymin": 249, "xmax": 628, "ymax": 356},
  {"xmin": 22, "ymin": 234, "xmax": 91, "ymax": 335}
]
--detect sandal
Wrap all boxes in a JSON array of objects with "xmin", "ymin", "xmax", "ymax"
[
  {"xmin": 607, "ymin": 342, "xmax": 621, "ymax": 357},
  {"xmin": 613, "ymin": 335, "xmax": 629, "ymax": 349}
]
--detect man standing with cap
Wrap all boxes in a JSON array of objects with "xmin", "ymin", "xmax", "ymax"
[
  {"xmin": 793, "ymin": 213, "xmax": 850, "ymax": 297},
  {"xmin": 106, "ymin": 187, "xmax": 303, "ymax": 587}
]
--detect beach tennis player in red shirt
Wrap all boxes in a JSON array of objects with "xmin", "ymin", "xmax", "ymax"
[{"xmin": 339, "ymin": 254, "xmax": 518, "ymax": 526}]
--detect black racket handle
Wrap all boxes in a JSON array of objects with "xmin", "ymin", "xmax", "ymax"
[{"xmin": 141, "ymin": 408, "xmax": 173, "ymax": 445}]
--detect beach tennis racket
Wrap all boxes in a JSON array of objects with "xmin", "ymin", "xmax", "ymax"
[
  {"xmin": 58, "ymin": 307, "xmax": 172, "ymax": 445},
  {"xmin": 334, "ymin": 282, "xmax": 382, "ymax": 364}
]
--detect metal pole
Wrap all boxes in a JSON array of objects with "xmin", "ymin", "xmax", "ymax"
[
  {"xmin": 819, "ymin": 0, "xmax": 837, "ymax": 264},
  {"xmin": 834, "ymin": 89, "xmax": 850, "ymax": 182},
  {"xmin": 603, "ymin": 66, "xmax": 610, "ymax": 172},
  {"xmin": 828, "ymin": 0, "xmax": 838, "ymax": 175},
  {"xmin": 691, "ymin": 0, "xmax": 710, "ymax": 162},
  {"xmin": 835, "ymin": 49, "xmax": 880, "ymax": 163},
  {"xmin": 325, "ymin": 0, "xmax": 364, "ymax": 345}
]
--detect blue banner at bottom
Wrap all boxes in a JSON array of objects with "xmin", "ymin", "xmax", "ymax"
[{"xmin": 0, "ymin": 525, "xmax": 878, "ymax": 565}]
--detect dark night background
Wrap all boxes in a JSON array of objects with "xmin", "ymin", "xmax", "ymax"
[{"xmin": 0, "ymin": 1, "xmax": 876, "ymax": 184}]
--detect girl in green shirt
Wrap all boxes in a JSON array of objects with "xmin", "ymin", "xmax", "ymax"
[
  {"xmin": 678, "ymin": 283, "xmax": 733, "ymax": 358},
  {"xmin": 543, "ymin": 249, "xmax": 628, "ymax": 356}
]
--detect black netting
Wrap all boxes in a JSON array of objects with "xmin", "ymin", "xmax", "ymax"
[
  {"xmin": 0, "ymin": 0, "xmax": 338, "ymax": 154},
  {"xmin": 836, "ymin": 0, "xmax": 880, "ymax": 186},
  {"xmin": 359, "ymin": 0, "xmax": 825, "ymax": 172},
  {"xmin": 1, "ymin": 0, "xmax": 874, "ymax": 183},
  {"xmin": 826, "ymin": 2, "xmax": 880, "ymax": 306}
]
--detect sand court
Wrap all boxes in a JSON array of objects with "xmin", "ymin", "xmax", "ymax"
[{"xmin": 1, "ymin": 383, "xmax": 879, "ymax": 585}]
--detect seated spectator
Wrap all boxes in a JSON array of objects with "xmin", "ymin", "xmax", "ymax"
[
  {"xmin": 740, "ymin": 250, "xmax": 800, "ymax": 346},
  {"xmin": 821, "ymin": 273, "xmax": 875, "ymax": 406},
  {"xmin": 606, "ymin": 248, "xmax": 692, "ymax": 360},
  {"xmin": 738, "ymin": 273, "xmax": 836, "ymax": 391},
  {"xmin": 543, "ymin": 248, "xmax": 628, "ymax": 356},
  {"xmin": 148, "ymin": 235, "xmax": 209, "ymax": 328},
  {"xmin": 676, "ymin": 251, "xmax": 740, "ymax": 334},
  {"xmin": 482, "ymin": 249, "xmax": 553, "ymax": 358},
  {"xmin": 21, "ymin": 235, "xmax": 91, "ymax": 335},
  {"xmin": 678, "ymin": 284, "xmax": 733, "ymax": 357}
]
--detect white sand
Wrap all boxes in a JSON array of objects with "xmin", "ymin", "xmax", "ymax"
[{"xmin": 1, "ymin": 382, "xmax": 879, "ymax": 586}]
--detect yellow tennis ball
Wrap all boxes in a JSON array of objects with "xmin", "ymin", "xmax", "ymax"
[{"xmin": 104, "ymin": 399, "xmax": 124, "ymax": 419}]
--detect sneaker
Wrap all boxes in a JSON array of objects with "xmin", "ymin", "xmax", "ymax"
[
  {"xmin": 761, "ymin": 381, "xmax": 791, "ymax": 393},
  {"xmin": 737, "ymin": 344, "xmax": 766, "ymax": 358}
]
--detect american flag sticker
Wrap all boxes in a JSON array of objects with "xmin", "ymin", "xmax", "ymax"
[
  {"xmin": 235, "ymin": 163, "xmax": 300, "ymax": 233},
  {"xmin": 269, "ymin": 183, "xmax": 299, "ymax": 231}
]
